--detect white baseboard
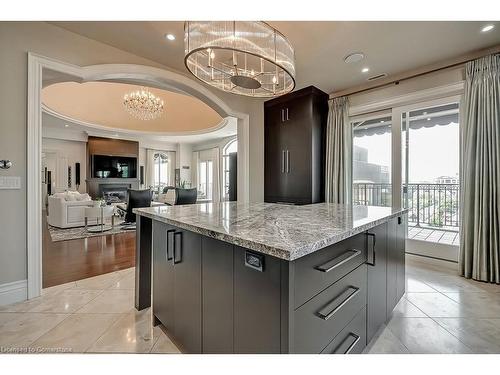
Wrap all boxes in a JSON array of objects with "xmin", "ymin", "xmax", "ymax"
[
  {"xmin": 0, "ymin": 279, "xmax": 28, "ymax": 306},
  {"xmin": 406, "ymin": 238, "xmax": 459, "ymax": 262}
]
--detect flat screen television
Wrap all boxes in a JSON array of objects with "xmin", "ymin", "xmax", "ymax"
[{"xmin": 92, "ymin": 155, "xmax": 137, "ymax": 178}]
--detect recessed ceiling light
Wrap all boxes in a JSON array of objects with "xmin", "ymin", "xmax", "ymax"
[
  {"xmin": 344, "ymin": 52, "xmax": 365, "ymax": 64},
  {"xmin": 64, "ymin": 124, "xmax": 69, "ymax": 127},
  {"xmin": 481, "ymin": 24, "xmax": 494, "ymax": 33},
  {"xmin": 362, "ymin": 67, "xmax": 370, "ymax": 73},
  {"xmin": 427, "ymin": 118, "xmax": 431, "ymax": 121},
  {"xmin": 165, "ymin": 33, "xmax": 176, "ymax": 41}
]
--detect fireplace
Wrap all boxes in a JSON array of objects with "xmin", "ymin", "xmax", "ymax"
[
  {"xmin": 86, "ymin": 178, "xmax": 139, "ymax": 202},
  {"xmin": 99, "ymin": 184, "xmax": 130, "ymax": 203}
]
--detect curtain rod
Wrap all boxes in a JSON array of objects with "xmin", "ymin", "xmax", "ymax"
[{"xmin": 330, "ymin": 45, "xmax": 500, "ymax": 99}]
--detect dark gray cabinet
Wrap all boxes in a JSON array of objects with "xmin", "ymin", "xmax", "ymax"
[
  {"xmin": 152, "ymin": 215, "xmax": 406, "ymax": 354},
  {"xmin": 396, "ymin": 215, "xmax": 406, "ymax": 300},
  {"xmin": 386, "ymin": 215, "xmax": 407, "ymax": 317},
  {"xmin": 386, "ymin": 217, "xmax": 399, "ymax": 316},
  {"xmin": 202, "ymin": 237, "xmax": 234, "ymax": 353},
  {"xmin": 152, "ymin": 221, "xmax": 175, "ymax": 333},
  {"xmin": 234, "ymin": 247, "xmax": 282, "ymax": 353},
  {"xmin": 264, "ymin": 86, "xmax": 328, "ymax": 204},
  {"xmin": 366, "ymin": 222, "xmax": 388, "ymax": 343},
  {"xmin": 172, "ymin": 228, "xmax": 202, "ymax": 353},
  {"xmin": 152, "ymin": 221, "xmax": 202, "ymax": 353}
]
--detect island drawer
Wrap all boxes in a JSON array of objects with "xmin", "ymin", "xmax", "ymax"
[
  {"xmin": 320, "ymin": 306, "xmax": 366, "ymax": 354},
  {"xmin": 293, "ymin": 264, "xmax": 367, "ymax": 353},
  {"xmin": 293, "ymin": 232, "xmax": 366, "ymax": 308}
]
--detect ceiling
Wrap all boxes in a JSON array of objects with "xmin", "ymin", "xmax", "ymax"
[
  {"xmin": 42, "ymin": 81, "xmax": 223, "ymax": 133},
  {"xmin": 52, "ymin": 21, "xmax": 500, "ymax": 93}
]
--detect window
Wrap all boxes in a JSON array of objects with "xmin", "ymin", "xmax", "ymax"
[
  {"xmin": 153, "ymin": 152, "xmax": 169, "ymax": 192},
  {"xmin": 222, "ymin": 138, "xmax": 237, "ymax": 201},
  {"xmin": 198, "ymin": 160, "xmax": 213, "ymax": 200}
]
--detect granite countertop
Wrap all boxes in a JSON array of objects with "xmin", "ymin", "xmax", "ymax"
[{"xmin": 134, "ymin": 202, "xmax": 407, "ymax": 261}]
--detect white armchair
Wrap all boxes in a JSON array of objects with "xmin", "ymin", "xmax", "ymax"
[{"xmin": 47, "ymin": 192, "xmax": 96, "ymax": 228}]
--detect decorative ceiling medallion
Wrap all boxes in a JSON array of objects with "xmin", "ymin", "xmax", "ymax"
[
  {"xmin": 123, "ymin": 87, "xmax": 164, "ymax": 121},
  {"xmin": 184, "ymin": 21, "xmax": 296, "ymax": 98}
]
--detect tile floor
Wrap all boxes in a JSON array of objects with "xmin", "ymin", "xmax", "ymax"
[
  {"xmin": 0, "ymin": 268, "xmax": 179, "ymax": 354},
  {"xmin": 1, "ymin": 255, "xmax": 499, "ymax": 354},
  {"xmin": 365, "ymin": 254, "xmax": 500, "ymax": 354},
  {"xmin": 408, "ymin": 226, "xmax": 460, "ymax": 246}
]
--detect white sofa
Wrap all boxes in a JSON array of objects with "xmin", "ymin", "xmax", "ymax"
[{"xmin": 47, "ymin": 191, "xmax": 96, "ymax": 228}]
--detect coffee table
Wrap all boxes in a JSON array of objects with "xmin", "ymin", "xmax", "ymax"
[{"xmin": 84, "ymin": 206, "xmax": 115, "ymax": 233}]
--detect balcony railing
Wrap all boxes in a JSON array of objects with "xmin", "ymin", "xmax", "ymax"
[{"xmin": 353, "ymin": 183, "xmax": 459, "ymax": 230}]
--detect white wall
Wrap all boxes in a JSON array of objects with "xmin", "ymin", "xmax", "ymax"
[
  {"xmin": 0, "ymin": 21, "xmax": 264, "ymax": 288},
  {"xmin": 192, "ymin": 135, "xmax": 236, "ymax": 153},
  {"xmin": 42, "ymin": 137, "xmax": 87, "ymax": 193},
  {"xmin": 348, "ymin": 67, "xmax": 464, "ymax": 109}
]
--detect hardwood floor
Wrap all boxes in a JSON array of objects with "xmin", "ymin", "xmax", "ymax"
[{"xmin": 42, "ymin": 214, "xmax": 136, "ymax": 288}]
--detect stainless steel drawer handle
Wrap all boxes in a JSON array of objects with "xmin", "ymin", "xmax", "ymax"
[
  {"xmin": 315, "ymin": 249, "xmax": 362, "ymax": 273},
  {"xmin": 333, "ymin": 333, "xmax": 361, "ymax": 354},
  {"xmin": 316, "ymin": 286, "xmax": 360, "ymax": 321}
]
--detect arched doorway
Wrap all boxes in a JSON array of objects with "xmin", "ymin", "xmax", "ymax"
[{"xmin": 27, "ymin": 53, "xmax": 250, "ymax": 299}]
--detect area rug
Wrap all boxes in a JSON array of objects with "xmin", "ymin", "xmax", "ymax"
[{"xmin": 48, "ymin": 220, "xmax": 134, "ymax": 242}]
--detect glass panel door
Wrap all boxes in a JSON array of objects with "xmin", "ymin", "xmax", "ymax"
[
  {"xmin": 400, "ymin": 101, "xmax": 460, "ymax": 261},
  {"xmin": 352, "ymin": 115, "xmax": 392, "ymax": 207}
]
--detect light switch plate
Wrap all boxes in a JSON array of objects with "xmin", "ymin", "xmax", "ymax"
[{"xmin": 0, "ymin": 176, "xmax": 21, "ymax": 189}]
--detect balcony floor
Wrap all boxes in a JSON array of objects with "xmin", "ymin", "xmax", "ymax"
[{"xmin": 408, "ymin": 226, "xmax": 460, "ymax": 246}]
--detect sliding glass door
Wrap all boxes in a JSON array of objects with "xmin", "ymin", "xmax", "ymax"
[
  {"xmin": 352, "ymin": 115, "xmax": 392, "ymax": 207},
  {"xmin": 399, "ymin": 99, "xmax": 460, "ymax": 261},
  {"xmin": 351, "ymin": 95, "xmax": 461, "ymax": 261}
]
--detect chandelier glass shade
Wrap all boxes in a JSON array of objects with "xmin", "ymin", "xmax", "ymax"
[
  {"xmin": 123, "ymin": 87, "xmax": 164, "ymax": 121},
  {"xmin": 184, "ymin": 21, "xmax": 296, "ymax": 98}
]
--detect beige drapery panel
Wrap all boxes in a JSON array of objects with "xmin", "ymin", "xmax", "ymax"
[
  {"xmin": 325, "ymin": 96, "xmax": 352, "ymax": 204},
  {"xmin": 191, "ymin": 151, "xmax": 199, "ymax": 194},
  {"xmin": 145, "ymin": 149, "xmax": 156, "ymax": 189},
  {"xmin": 459, "ymin": 54, "xmax": 500, "ymax": 284},
  {"xmin": 145, "ymin": 149, "xmax": 176, "ymax": 189}
]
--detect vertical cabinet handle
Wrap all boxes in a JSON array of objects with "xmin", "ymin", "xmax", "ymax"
[
  {"xmin": 366, "ymin": 232, "xmax": 376, "ymax": 266},
  {"xmin": 286, "ymin": 150, "xmax": 290, "ymax": 173},
  {"xmin": 281, "ymin": 150, "xmax": 285, "ymax": 173},
  {"xmin": 173, "ymin": 231, "xmax": 182, "ymax": 264},
  {"xmin": 166, "ymin": 229, "xmax": 175, "ymax": 261},
  {"xmin": 281, "ymin": 108, "xmax": 289, "ymax": 122}
]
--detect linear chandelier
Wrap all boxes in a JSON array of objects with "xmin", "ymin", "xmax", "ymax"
[
  {"xmin": 184, "ymin": 21, "xmax": 296, "ymax": 98},
  {"xmin": 123, "ymin": 87, "xmax": 164, "ymax": 121}
]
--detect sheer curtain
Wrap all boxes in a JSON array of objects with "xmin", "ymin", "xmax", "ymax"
[
  {"xmin": 145, "ymin": 149, "xmax": 156, "ymax": 189},
  {"xmin": 167, "ymin": 151, "xmax": 176, "ymax": 186},
  {"xmin": 192, "ymin": 151, "xmax": 199, "ymax": 194},
  {"xmin": 212, "ymin": 147, "xmax": 220, "ymax": 203},
  {"xmin": 460, "ymin": 54, "xmax": 500, "ymax": 283},
  {"xmin": 325, "ymin": 96, "xmax": 352, "ymax": 204}
]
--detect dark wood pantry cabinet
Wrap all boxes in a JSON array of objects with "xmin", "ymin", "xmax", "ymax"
[{"xmin": 264, "ymin": 86, "xmax": 329, "ymax": 204}]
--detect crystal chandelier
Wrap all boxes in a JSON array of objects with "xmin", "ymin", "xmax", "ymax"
[
  {"xmin": 123, "ymin": 87, "xmax": 164, "ymax": 120},
  {"xmin": 184, "ymin": 21, "xmax": 296, "ymax": 98}
]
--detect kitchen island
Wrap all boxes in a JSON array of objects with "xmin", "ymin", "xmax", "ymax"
[{"xmin": 133, "ymin": 202, "xmax": 407, "ymax": 354}]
